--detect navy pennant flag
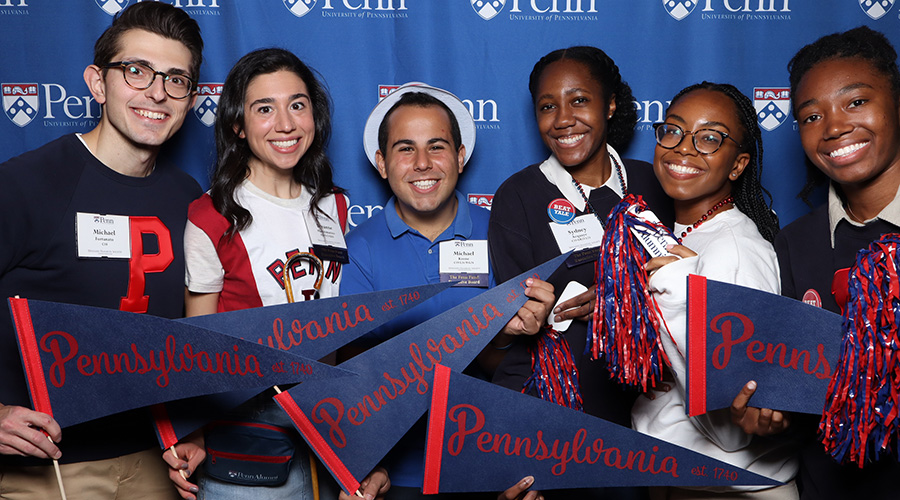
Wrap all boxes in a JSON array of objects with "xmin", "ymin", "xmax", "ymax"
[
  {"xmin": 179, "ymin": 283, "xmax": 453, "ymax": 360},
  {"xmin": 423, "ymin": 364, "xmax": 780, "ymax": 492},
  {"xmin": 8, "ymin": 297, "xmax": 355, "ymax": 429},
  {"xmin": 154, "ymin": 283, "xmax": 453, "ymax": 448},
  {"xmin": 685, "ymin": 275, "xmax": 842, "ymax": 417},
  {"xmin": 274, "ymin": 254, "xmax": 569, "ymax": 494}
]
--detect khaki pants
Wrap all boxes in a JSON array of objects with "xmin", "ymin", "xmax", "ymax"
[{"xmin": 0, "ymin": 448, "xmax": 178, "ymax": 500}]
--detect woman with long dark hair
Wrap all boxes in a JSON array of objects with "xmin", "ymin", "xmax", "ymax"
[{"xmin": 177, "ymin": 48, "xmax": 347, "ymax": 500}]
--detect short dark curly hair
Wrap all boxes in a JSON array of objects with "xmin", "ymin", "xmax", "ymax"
[
  {"xmin": 529, "ymin": 46, "xmax": 638, "ymax": 151},
  {"xmin": 788, "ymin": 26, "xmax": 900, "ymax": 205}
]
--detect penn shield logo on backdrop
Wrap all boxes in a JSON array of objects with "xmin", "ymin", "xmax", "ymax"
[
  {"xmin": 3, "ymin": 84, "xmax": 38, "ymax": 127},
  {"xmin": 285, "ymin": 0, "xmax": 315, "ymax": 17},
  {"xmin": 472, "ymin": 0, "xmax": 505, "ymax": 20},
  {"xmin": 193, "ymin": 83, "xmax": 222, "ymax": 127},
  {"xmin": 2, "ymin": 82, "xmax": 101, "ymax": 128},
  {"xmin": 663, "ymin": 0, "xmax": 790, "ymax": 20},
  {"xmin": 96, "ymin": 0, "xmax": 127, "ymax": 15},
  {"xmin": 753, "ymin": 87, "xmax": 790, "ymax": 132},
  {"xmin": 662, "ymin": 0, "xmax": 697, "ymax": 20},
  {"xmin": 468, "ymin": 194, "xmax": 494, "ymax": 210},
  {"xmin": 860, "ymin": 0, "xmax": 895, "ymax": 19}
]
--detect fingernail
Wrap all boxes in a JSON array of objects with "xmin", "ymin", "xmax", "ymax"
[
  {"xmin": 666, "ymin": 244, "xmax": 676, "ymax": 250},
  {"xmin": 190, "ymin": 486, "xmax": 199, "ymax": 494},
  {"xmin": 180, "ymin": 462, "xmax": 189, "ymax": 469},
  {"xmin": 365, "ymin": 494, "xmax": 375, "ymax": 500},
  {"xmin": 747, "ymin": 381, "xmax": 757, "ymax": 390},
  {"xmin": 523, "ymin": 476, "xmax": 534, "ymax": 486},
  {"xmin": 53, "ymin": 451, "xmax": 62, "ymax": 459}
]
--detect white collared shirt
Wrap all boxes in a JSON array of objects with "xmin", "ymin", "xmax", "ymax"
[{"xmin": 537, "ymin": 143, "xmax": 628, "ymax": 211}]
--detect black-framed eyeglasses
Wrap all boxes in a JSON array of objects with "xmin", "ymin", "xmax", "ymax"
[
  {"xmin": 652, "ymin": 122, "xmax": 742, "ymax": 155},
  {"xmin": 104, "ymin": 61, "xmax": 195, "ymax": 99}
]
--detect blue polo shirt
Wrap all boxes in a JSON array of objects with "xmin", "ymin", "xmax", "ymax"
[
  {"xmin": 342, "ymin": 190, "xmax": 494, "ymax": 349},
  {"xmin": 341, "ymin": 190, "xmax": 493, "ymax": 488}
]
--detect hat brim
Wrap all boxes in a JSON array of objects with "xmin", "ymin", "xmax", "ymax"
[{"xmin": 362, "ymin": 82, "xmax": 476, "ymax": 168}]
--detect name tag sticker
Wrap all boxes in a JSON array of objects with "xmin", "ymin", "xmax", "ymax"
[
  {"xmin": 306, "ymin": 210, "xmax": 349, "ymax": 263},
  {"xmin": 439, "ymin": 240, "xmax": 489, "ymax": 287},
  {"xmin": 75, "ymin": 212, "xmax": 131, "ymax": 259},
  {"xmin": 549, "ymin": 214, "xmax": 604, "ymax": 254}
]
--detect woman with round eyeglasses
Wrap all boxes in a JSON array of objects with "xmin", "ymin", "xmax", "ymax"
[{"xmin": 632, "ymin": 82, "xmax": 798, "ymax": 500}]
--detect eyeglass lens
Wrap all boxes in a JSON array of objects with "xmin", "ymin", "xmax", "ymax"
[
  {"xmin": 655, "ymin": 124, "xmax": 724, "ymax": 154},
  {"xmin": 121, "ymin": 62, "xmax": 192, "ymax": 98}
]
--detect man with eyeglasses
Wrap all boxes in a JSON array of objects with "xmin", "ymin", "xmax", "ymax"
[{"xmin": 0, "ymin": 3, "xmax": 202, "ymax": 499}]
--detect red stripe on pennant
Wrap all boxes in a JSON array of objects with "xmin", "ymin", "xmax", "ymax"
[
  {"xmin": 274, "ymin": 391, "xmax": 360, "ymax": 495},
  {"xmin": 423, "ymin": 364, "xmax": 452, "ymax": 494},
  {"xmin": 687, "ymin": 275, "xmax": 708, "ymax": 417},
  {"xmin": 9, "ymin": 298, "xmax": 53, "ymax": 417},
  {"xmin": 151, "ymin": 404, "xmax": 179, "ymax": 449}
]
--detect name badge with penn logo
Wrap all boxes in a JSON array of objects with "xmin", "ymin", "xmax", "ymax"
[
  {"xmin": 439, "ymin": 240, "xmax": 489, "ymax": 287},
  {"xmin": 549, "ymin": 214, "xmax": 605, "ymax": 267},
  {"xmin": 547, "ymin": 198, "xmax": 576, "ymax": 224},
  {"xmin": 75, "ymin": 212, "xmax": 131, "ymax": 259}
]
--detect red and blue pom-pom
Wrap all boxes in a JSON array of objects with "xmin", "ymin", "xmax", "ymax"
[
  {"xmin": 524, "ymin": 326, "xmax": 583, "ymax": 411},
  {"xmin": 821, "ymin": 233, "xmax": 900, "ymax": 467},
  {"xmin": 589, "ymin": 194, "xmax": 672, "ymax": 391}
]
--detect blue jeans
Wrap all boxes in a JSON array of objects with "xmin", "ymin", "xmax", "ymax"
[{"xmin": 197, "ymin": 397, "xmax": 339, "ymax": 500}]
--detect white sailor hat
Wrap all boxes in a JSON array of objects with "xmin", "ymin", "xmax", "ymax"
[{"xmin": 362, "ymin": 82, "xmax": 476, "ymax": 168}]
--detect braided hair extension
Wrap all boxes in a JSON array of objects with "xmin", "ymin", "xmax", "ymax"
[
  {"xmin": 529, "ymin": 46, "xmax": 638, "ymax": 151},
  {"xmin": 669, "ymin": 82, "xmax": 780, "ymax": 242},
  {"xmin": 788, "ymin": 26, "xmax": 900, "ymax": 207}
]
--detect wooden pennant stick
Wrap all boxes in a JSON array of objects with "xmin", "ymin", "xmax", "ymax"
[
  {"xmin": 47, "ymin": 435, "xmax": 67, "ymax": 500},
  {"xmin": 169, "ymin": 445, "xmax": 189, "ymax": 479}
]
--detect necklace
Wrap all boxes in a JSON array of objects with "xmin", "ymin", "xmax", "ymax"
[
  {"xmin": 845, "ymin": 203, "xmax": 865, "ymax": 223},
  {"xmin": 679, "ymin": 195, "xmax": 734, "ymax": 242},
  {"xmin": 571, "ymin": 153, "xmax": 627, "ymax": 226}
]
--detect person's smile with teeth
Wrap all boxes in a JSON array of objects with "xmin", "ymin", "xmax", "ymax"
[{"xmin": 829, "ymin": 141, "xmax": 868, "ymax": 158}]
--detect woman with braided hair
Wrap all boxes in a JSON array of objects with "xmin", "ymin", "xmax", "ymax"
[
  {"xmin": 632, "ymin": 83, "xmax": 798, "ymax": 499},
  {"xmin": 489, "ymin": 45, "xmax": 673, "ymax": 499}
]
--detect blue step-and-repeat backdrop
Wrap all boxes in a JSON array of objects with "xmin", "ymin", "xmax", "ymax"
[{"xmin": 1, "ymin": 0, "xmax": 898, "ymax": 228}]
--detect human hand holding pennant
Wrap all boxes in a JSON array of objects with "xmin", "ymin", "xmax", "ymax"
[
  {"xmin": 684, "ymin": 275, "xmax": 842, "ymax": 417},
  {"xmin": 274, "ymin": 254, "xmax": 570, "ymax": 495},
  {"xmin": 7, "ymin": 297, "xmax": 356, "ymax": 431}
]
